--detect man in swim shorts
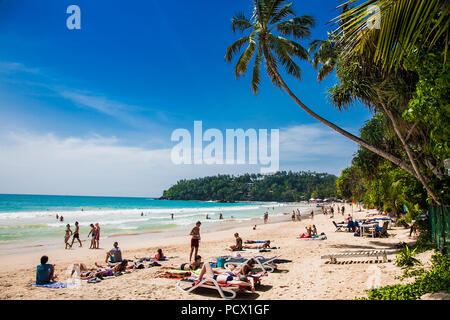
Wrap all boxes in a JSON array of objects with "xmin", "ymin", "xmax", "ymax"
[
  {"xmin": 189, "ymin": 221, "xmax": 201, "ymax": 262},
  {"xmin": 70, "ymin": 221, "xmax": 82, "ymax": 248}
]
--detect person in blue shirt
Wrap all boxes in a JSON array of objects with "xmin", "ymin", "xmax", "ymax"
[{"xmin": 36, "ymin": 255, "xmax": 56, "ymax": 285}]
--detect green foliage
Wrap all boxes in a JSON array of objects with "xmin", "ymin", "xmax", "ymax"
[
  {"xmin": 161, "ymin": 171, "xmax": 337, "ymax": 202},
  {"xmin": 364, "ymin": 253, "xmax": 450, "ymax": 300},
  {"xmin": 395, "ymin": 245, "xmax": 421, "ymax": 268}
]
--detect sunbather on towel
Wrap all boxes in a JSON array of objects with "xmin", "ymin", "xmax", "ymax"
[
  {"xmin": 229, "ymin": 233, "xmax": 243, "ymax": 251},
  {"xmin": 135, "ymin": 248, "xmax": 166, "ymax": 262},
  {"xmin": 72, "ymin": 260, "xmax": 133, "ymax": 280},
  {"xmin": 36, "ymin": 255, "xmax": 57, "ymax": 285},
  {"xmin": 197, "ymin": 261, "xmax": 256, "ymax": 293},
  {"xmin": 162, "ymin": 255, "xmax": 202, "ymax": 271},
  {"xmin": 300, "ymin": 226, "xmax": 312, "ymax": 238},
  {"xmin": 243, "ymin": 240, "xmax": 271, "ymax": 249}
]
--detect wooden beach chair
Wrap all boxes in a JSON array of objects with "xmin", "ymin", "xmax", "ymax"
[
  {"xmin": 321, "ymin": 250, "xmax": 388, "ymax": 264},
  {"xmin": 332, "ymin": 221, "xmax": 346, "ymax": 232}
]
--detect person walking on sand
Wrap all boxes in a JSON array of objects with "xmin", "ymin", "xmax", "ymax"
[
  {"xmin": 264, "ymin": 212, "xmax": 268, "ymax": 224},
  {"xmin": 95, "ymin": 223, "xmax": 100, "ymax": 249},
  {"xmin": 342, "ymin": 205, "xmax": 345, "ymax": 216},
  {"xmin": 70, "ymin": 221, "xmax": 82, "ymax": 248},
  {"xmin": 189, "ymin": 221, "xmax": 201, "ymax": 262},
  {"xmin": 88, "ymin": 224, "xmax": 97, "ymax": 249},
  {"xmin": 64, "ymin": 224, "xmax": 73, "ymax": 249}
]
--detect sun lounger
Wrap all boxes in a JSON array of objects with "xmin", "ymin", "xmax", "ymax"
[
  {"xmin": 321, "ymin": 250, "xmax": 388, "ymax": 264},
  {"xmin": 176, "ymin": 266, "xmax": 266, "ymax": 299}
]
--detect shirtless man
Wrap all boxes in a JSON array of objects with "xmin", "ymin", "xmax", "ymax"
[
  {"xmin": 230, "ymin": 233, "xmax": 243, "ymax": 251},
  {"xmin": 189, "ymin": 221, "xmax": 201, "ymax": 262},
  {"xmin": 70, "ymin": 221, "xmax": 82, "ymax": 248}
]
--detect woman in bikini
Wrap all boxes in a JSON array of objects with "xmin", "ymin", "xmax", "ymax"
[
  {"xmin": 197, "ymin": 259, "xmax": 256, "ymax": 293},
  {"xmin": 243, "ymin": 240, "xmax": 271, "ymax": 249},
  {"xmin": 88, "ymin": 224, "xmax": 97, "ymax": 249},
  {"xmin": 64, "ymin": 224, "xmax": 73, "ymax": 249},
  {"xmin": 135, "ymin": 248, "xmax": 166, "ymax": 262}
]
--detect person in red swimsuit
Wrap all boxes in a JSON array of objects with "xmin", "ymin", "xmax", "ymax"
[{"xmin": 189, "ymin": 221, "xmax": 201, "ymax": 262}]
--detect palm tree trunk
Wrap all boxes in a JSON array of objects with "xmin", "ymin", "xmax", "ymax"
[
  {"xmin": 379, "ymin": 100, "xmax": 441, "ymax": 205},
  {"xmin": 261, "ymin": 45, "xmax": 418, "ymax": 179}
]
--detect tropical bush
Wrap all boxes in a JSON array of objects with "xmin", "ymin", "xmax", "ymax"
[{"xmin": 364, "ymin": 253, "xmax": 450, "ymax": 300}]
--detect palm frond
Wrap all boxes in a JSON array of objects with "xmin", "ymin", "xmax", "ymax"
[
  {"xmin": 225, "ymin": 36, "xmax": 250, "ymax": 62},
  {"xmin": 235, "ymin": 37, "xmax": 257, "ymax": 78},
  {"xmin": 231, "ymin": 13, "xmax": 254, "ymax": 34},
  {"xmin": 251, "ymin": 49, "xmax": 262, "ymax": 94},
  {"xmin": 276, "ymin": 15, "xmax": 316, "ymax": 39},
  {"xmin": 269, "ymin": 3, "xmax": 295, "ymax": 25},
  {"xmin": 335, "ymin": 0, "xmax": 449, "ymax": 70}
]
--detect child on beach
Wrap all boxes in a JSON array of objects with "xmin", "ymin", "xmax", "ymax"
[
  {"xmin": 36, "ymin": 255, "xmax": 57, "ymax": 285},
  {"xmin": 189, "ymin": 221, "xmax": 201, "ymax": 262},
  {"xmin": 70, "ymin": 221, "xmax": 82, "ymax": 248},
  {"xmin": 64, "ymin": 224, "xmax": 73, "ymax": 249}
]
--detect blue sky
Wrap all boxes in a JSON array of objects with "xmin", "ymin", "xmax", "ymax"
[{"xmin": 0, "ymin": 0, "xmax": 373, "ymax": 197}]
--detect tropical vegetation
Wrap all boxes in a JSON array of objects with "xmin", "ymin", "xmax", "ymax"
[
  {"xmin": 161, "ymin": 171, "xmax": 337, "ymax": 202},
  {"xmin": 225, "ymin": 0, "xmax": 449, "ymax": 210}
]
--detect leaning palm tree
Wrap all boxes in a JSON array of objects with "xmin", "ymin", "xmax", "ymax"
[{"xmin": 225, "ymin": 0, "xmax": 417, "ymax": 178}]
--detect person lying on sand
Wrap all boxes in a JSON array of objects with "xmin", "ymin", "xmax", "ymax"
[
  {"xmin": 243, "ymin": 240, "xmax": 271, "ymax": 249},
  {"xmin": 72, "ymin": 260, "xmax": 134, "ymax": 280},
  {"xmin": 162, "ymin": 255, "xmax": 202, "ymax": 271},
  {"xmin": 135, "ymin": 248, "xmax": 166, "ymax": 262},
  {"xmin": 197, "ymin": 259, "xmax": 256, "ymax": 293},
  {"xmin": 229, "ymin": 233, "xmax": 243, "ymax": 251}
]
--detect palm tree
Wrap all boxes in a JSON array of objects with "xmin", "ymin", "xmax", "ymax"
[
  {"xmin": 225, "ymin": 0, "xmax": 417, "ymax": 178},
  {"xmin": 336, "ymin": 0, "xmax": 449, "ymax": 71}
]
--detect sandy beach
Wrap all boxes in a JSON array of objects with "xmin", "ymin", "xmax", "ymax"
[{"xmin": 0, "ymin": 204, "xmax": 429, "ymax": 300}]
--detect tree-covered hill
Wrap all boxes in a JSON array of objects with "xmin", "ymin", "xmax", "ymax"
[{"xmin": 161, "ymin": 171, "xmax": 337, "ymax": 202}]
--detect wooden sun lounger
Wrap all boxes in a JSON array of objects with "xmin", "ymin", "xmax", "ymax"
[{"xmin": 321, "ymin": 250, "xmax": 388, "ymax": 264}]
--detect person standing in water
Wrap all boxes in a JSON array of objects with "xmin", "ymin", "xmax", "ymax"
[
  {"xmin": 71, "ymin": 221, "xmax": 82, "ymax": 248},
  {"xmin": 64, "ymin": 224, "xmax": 73, "ymax": 249},
  {"xmin": 189, "ymin": 221, "xmax": 201, "ymax": 262},
  {"xmin": 95, "ymin": 223, "xmax": 100, "ymax": 249},
  {"xmin": 171, "ymin": 213, "xmax": 174, "ymax": 220},
  {"xmin": 88, "ymin": 224, "xmax": 97, "ymax": 249}
]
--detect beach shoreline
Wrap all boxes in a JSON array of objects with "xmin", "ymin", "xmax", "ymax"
[{"xmin": 0, "ymin": 203, "xmax": 426, "ymax": 300}]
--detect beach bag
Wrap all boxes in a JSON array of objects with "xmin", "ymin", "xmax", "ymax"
[{"xmin": 216, "ymin": 257, "xmax": 226, "ymax": 268}]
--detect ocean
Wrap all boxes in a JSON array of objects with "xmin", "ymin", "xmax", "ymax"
[{"xmin": 0, "ymin": 194, "xmax": 305, "ymax": 244}]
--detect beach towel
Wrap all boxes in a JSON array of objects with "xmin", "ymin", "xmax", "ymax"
[
  {"xmin": 158, "ymin": 271, "xmax": 191, "ymax": 279},
  {"xmin": 30, "ymin": 282, "xmax": 78, "ymax": 289},
  {"xmin": 244, "ymin": 240, "xmax": 269, "ymax": 244}
]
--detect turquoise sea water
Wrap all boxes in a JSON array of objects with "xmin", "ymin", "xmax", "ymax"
[{"xmin": 0, "ymin": 194, "xmax": 294, "ymax": 243}]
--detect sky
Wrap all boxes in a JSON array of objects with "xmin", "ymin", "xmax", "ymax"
[{"xmin": 0, "ymin": 0, "xmax": 373, "ymax": 197}]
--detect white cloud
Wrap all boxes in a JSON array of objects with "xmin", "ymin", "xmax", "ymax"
[{"xmin": 0, "ymin": 125, "xmax": 357, "ymax": 196}]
